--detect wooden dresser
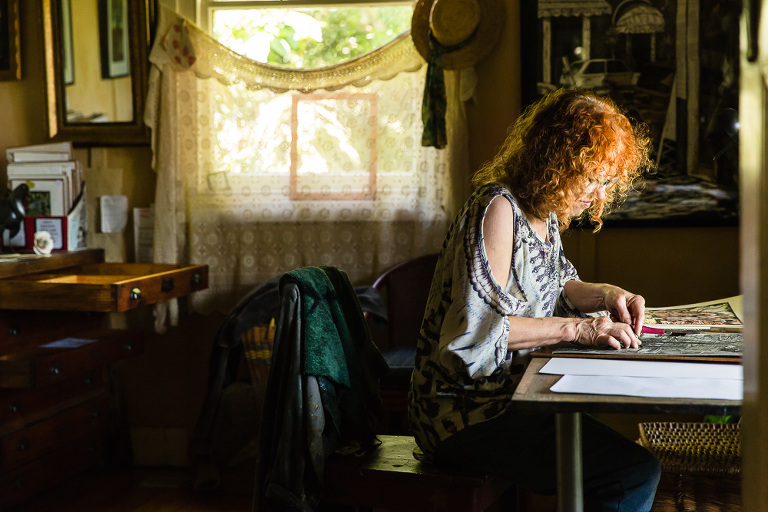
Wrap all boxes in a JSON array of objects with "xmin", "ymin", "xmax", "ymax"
[{"xmin": 0, "ymin": 249, "xmax": 208, "ymax": 509}]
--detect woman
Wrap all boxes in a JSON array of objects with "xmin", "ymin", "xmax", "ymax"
[{"xmin": 408, "ymin": 89, "xmax": 661, "ymax": 511}]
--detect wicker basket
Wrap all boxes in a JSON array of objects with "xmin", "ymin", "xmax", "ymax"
[
  {"xmin": 638, "ymin": 422, "xmax": 741, "ymax": 476},
  {"xmin": 639, "ymin": 422, "xmax": 741, "ymax": 512},
  {"xmin": 241, "ymin": 321, "xmax": 276, "ymax": 384}
]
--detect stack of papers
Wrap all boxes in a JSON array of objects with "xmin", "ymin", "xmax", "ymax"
[
  {"xmin": 541, "ymin": 357, "xmax": 742, "ymax": 400},
  {"xmin": 6, "ymin": 142, "xmax": 83, "ymax": 217}
]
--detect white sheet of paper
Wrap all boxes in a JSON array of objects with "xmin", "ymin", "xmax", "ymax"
[
  {"xmin": 100, "ymin": 195, "xmax": 129, "ymax": 233},
  {"xmin": 540, "ymin": 357, "xmax": 743, "ymax": 380},
  {"xmin": 551, "ymin": 374, "xmax": 743, "ymax": 400}
]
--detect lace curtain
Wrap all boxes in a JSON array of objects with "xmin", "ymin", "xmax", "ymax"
[{"xmin": 145, "ymin": 7, "xmax": 468, "ymax": 315}]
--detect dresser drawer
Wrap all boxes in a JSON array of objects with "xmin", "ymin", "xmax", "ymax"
[
  {"xmin": 0, "ymin": 329, "xmax": 142, "ymax": 389},
  {"xmin": 0, "ymin": 370, "xmax": 106, "ymax": 436},
  {"xmin": 0, "ymin": 310, "xmax": 106, "ymax": 354},
  {"xmin": 0, "ymin": 396, "xmax": 108, "ymax": 471},
  {"xmin": 0, "ymin": 262, "xmax": 208, "ymax": 312},
  {"xmin": 0, "ymin": 430, "xmax": 104, "ymax": 509}
]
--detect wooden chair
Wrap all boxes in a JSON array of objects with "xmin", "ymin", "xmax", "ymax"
[
  {"xmin": 253, "ymin": 265, "xmax": 513, "ymax": 512},
  {"xmin": 368, "ymin": 253, "xmax": 439, "ymax": 433},
  {"xmin": 322, "ymin": 435, "xmax": 513, "ymax": 512}
]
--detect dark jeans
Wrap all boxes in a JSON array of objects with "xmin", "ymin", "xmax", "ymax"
[{"xmin": 432, "ymin": 412, "xmax": 661, "ymax": 512}]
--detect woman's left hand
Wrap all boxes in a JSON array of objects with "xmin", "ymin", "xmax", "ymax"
[{"xmin": 603, "ymin": 285, "xmax": 645, "ymax": 335}]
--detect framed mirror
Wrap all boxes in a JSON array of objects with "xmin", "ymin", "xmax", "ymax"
[{"xmin": 43, "ymin": 0, "xmax": 153, "ymax": 145}]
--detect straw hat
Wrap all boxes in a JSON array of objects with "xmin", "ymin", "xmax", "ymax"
[{"xmin": 411, "ymin": 0, "xmax": 505, "ymax": 69}]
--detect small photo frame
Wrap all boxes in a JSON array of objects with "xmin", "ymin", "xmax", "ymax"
[
  {"xmin": 0, "ymin": 0, "xmax": 21, "ymax": 81},
  {"xmin": 34, "ymin": 217, "xmax": 65, "ymax": 250},
  {"xmin": 98, "ymin": 0, "xmax": 130, "ymax": 79}
]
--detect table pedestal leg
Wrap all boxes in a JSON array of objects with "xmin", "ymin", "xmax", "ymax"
[{"xmin": 556, "ymin": 412, "xmax": 583, "ymax": 512}]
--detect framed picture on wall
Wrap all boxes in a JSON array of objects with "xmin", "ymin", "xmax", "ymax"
[
  {"xmin": 0, "ymin": 0, "xmax": 21, "ymax": 81},
  {"xmin": 62, "ymin": 0, "xmax": 74, "ymax": 85},
  {"xmin": 520, "ymin": 0, "xmax": 741, "ymax": 226},
  {"xmin": 98, "ymin": 0, "xmax": 130, "ymax": 79}
]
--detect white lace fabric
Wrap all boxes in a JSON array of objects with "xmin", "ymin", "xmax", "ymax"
[{"xmin": 145, "ymin": 7, "xmax": 469, "ymax": 318}]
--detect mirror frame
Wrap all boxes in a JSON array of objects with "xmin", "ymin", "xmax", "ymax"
[{"xmin": 43, "ymin": 0, "xmax": 152, "ymax": 146}]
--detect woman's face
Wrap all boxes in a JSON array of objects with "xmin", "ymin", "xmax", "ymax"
[{"xmin": 570, "ymin": 176, "xmax": 617, "ymax": 217}]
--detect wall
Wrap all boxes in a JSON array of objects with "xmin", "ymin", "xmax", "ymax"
[
  {"xmin": 563, "ymin": 226, "xmax": 740, "ymax": 307},
  {"xmin": 0, "ymin": 2, "xmax": 46, "ymax": 160},
  {"xmin": 466, "ymin": 1, "xmax": 522, "ymax": 182}
]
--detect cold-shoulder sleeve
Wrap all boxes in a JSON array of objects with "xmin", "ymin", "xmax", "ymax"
[{"xmin": 439, "ymin": 187, "xmax": 568, "ymax": 379}]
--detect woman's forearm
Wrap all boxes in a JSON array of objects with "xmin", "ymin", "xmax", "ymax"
[
  {"xmin": 562, "ymin": 279, "xmax": 646, "ymax": 337},
  {"xmin": 506, "ymin": 279, "xmax": 645, "ymax": 351},
  {"xmin": 506, "ymin": 315, "xmax": 581, "ymax": 351},
  {"xmin": 563, "ymin": 279, "xmax": 609, "ymax": 313}
]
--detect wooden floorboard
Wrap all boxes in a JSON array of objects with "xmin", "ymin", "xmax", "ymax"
[{"xmin": 6, "ymin": 463, "xmax": 255, "ymax": 512}]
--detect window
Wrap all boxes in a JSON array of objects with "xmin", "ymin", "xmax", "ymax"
[
  {"xmin": 196, "ymin": 1, "xmax": 425, "ymax": 205},
  {"xmin": 144, "ymin": 0, "xmax": 450, "ymax": 299}
]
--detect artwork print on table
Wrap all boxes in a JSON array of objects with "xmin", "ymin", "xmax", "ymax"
[{"xmin": 644, "ymin": 302, "xmax": 743, "ymax": 327}]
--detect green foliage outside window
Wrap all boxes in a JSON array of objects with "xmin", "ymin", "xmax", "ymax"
[
  {"xmin": 210, "ymin": 6, "xmax": 419, "ymax": 181},
  {"xmin": 213, "ymin": 7, "xmax": 412, "ymax": 68}
]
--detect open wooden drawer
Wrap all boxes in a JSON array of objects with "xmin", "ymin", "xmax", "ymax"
[
  {"xmin": 0, "ymin": 249, "xmax": 208, "ymax": 509},
  {"xmin": 0, "ymin": 249, "xmax": 208, "ymax": 312}
]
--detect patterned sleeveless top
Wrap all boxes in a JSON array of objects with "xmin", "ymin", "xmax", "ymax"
[{"xmin": 408, "ymin": 183, "xmax": 581, "ymax": 456}]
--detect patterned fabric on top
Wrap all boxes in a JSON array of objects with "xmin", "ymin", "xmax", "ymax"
[{"xmin": 408, "ymin": 182, "xmax": 581, "ymax": 456}]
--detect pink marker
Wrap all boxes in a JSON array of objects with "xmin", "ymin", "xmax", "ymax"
[{"xmin": 641, "ymin": 326, "xmax": 665, "ymax": 335}]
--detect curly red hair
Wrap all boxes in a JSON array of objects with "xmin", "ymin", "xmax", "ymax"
[{"xmin": 471, "ymin": 89, "xmax": 652, "ymax": 231}]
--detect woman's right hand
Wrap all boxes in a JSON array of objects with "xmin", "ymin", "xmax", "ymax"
[{"xmin": 573, "ymin": 316, "xmax": 640, "ymax": 350}]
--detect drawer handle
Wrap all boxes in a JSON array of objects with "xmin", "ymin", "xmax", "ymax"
[
  {"xmin": 124, "ymin": 340, "xmax": 134, "ymax": 351},
  {"xmin": 17, "ymin": 438, "xmax": 29, "ymax": 451},
  {"xmin": 50, "ymin": 363, "xmax": 62, "ymax": 375},
  {"xmin": 83, "ymin": 375, "xmax": 93, "ymax": 385},
  {"xmin": 8, "ymin": 326, "xmax": 19, "ymax": 336},
  {"xmin": 191, "ymin": 272, "xmax": 202, "ymax": 286},
  {"xmin": 130, "ymin": 287, "xmax": 143, "ymax": 300},
  {"xmin": 162, "ymin": 278, "xmax": 175, "ymax": 292},
  {"xmin": 9, "ymin": 400, "xmax": 21, "ymax": 413}
]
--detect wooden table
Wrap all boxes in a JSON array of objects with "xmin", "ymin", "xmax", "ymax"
[{"xmin": 511, "ymin": 356, "xmax": 742, "ymax": 512}]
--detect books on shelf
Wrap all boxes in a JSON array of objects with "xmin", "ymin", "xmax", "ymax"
[
  {"xmin": 6, "ymin": 146, "xmax": 83, "ymax": 217},
  {"xmin": 4, "ymin": 142, "xmax": 86, "ymax": 251},
  {"xmin": 7, "ymin": 161, "xmax": 82, "ymax": 215},
  {"xmin": 6, "ymin": 142, "xmax": 73, "ymax": 163}
]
